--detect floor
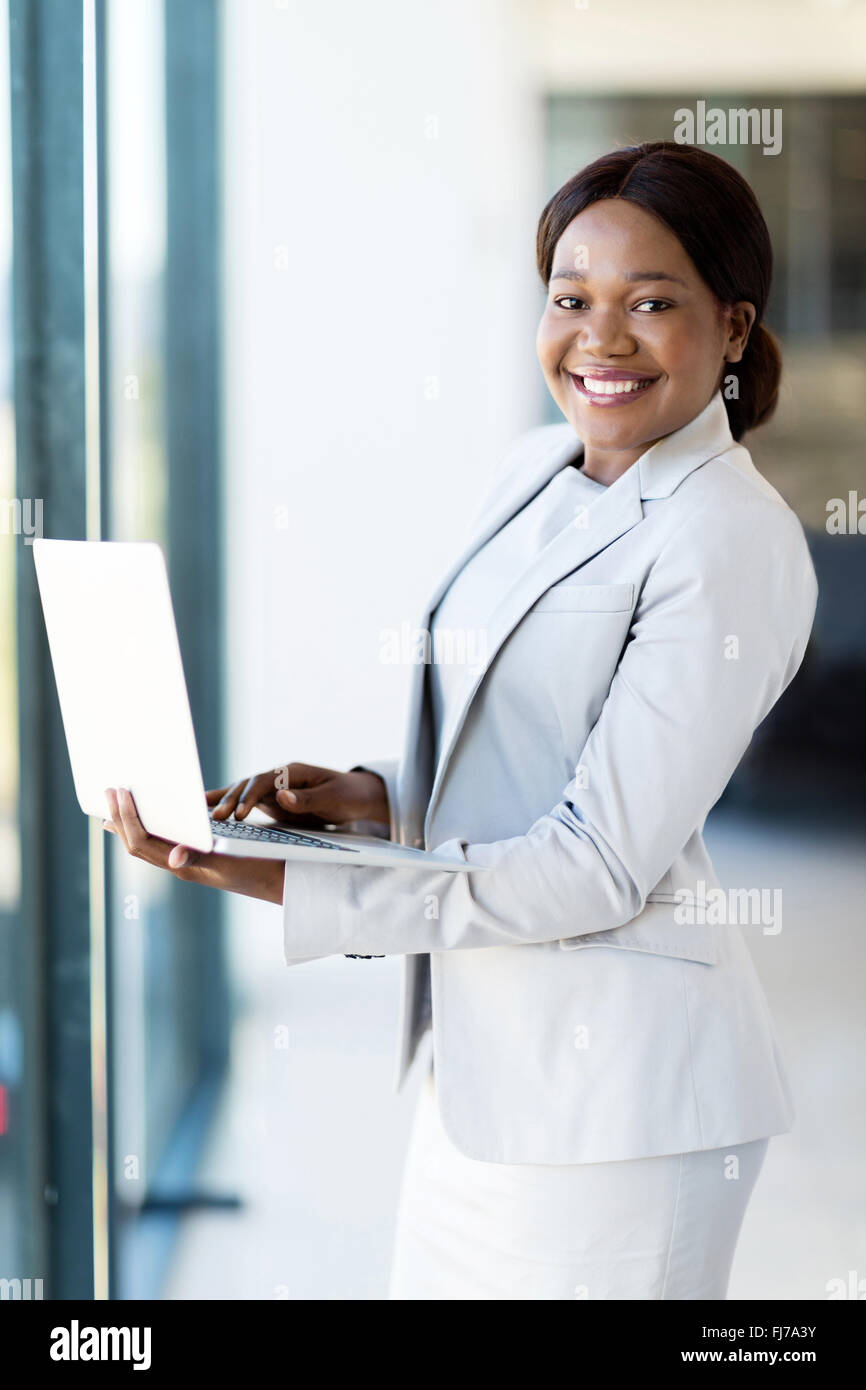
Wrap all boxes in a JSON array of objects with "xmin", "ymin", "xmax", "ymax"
[{"xmin": 163, "ymin": 807, "xmax": 866, "ymax": 1300}]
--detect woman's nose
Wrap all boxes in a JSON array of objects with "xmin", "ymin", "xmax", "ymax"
[{"xmin": 575, "ymin": 309, "xmax": 636, "ymax": 359}]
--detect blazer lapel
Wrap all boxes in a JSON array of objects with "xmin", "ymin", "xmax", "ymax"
[
  {"xmin": 398, "ymin": 390, "xmax": 735, "ymax": 847},
  {"xmin": 425, "ymin": 428, "xmax": 584, "ymax": 618},
  {"xmin": 395, "ymin": 428, "xmax": 582, "ymax": 843},
  {"xmin": 423, "ymin": 461, "xmax": 644, "ymax": 839}
]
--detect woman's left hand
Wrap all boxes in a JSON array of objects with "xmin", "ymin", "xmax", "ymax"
[{"xmin": 103, "ymin": 787, "xmax": 285, "ymax": 905}]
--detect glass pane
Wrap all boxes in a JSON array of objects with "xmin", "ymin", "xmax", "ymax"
[
  {"xmin": 0, "ymin": 0, "xmax": 25, "ymax": 1283},
  {"xmin": 104, "ymin": 0, "xmax": 222, "ymax": 1297},
  {"xmin": 103, "ymin": 0, "xmax": 177, "ymax": 1292},
  {"xmin": 106, "ymin": 0, "xmax": 167, "ymax": 547}
]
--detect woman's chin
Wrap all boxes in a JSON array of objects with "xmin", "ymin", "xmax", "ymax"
[{"xmin": 570, "ymin": 414, "xmax": 652, "ymax": 452}]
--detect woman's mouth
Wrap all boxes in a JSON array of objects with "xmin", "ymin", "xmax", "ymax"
[{"xmin": 569, "ymin": 370, "xmax": 660, "ymax": 406}]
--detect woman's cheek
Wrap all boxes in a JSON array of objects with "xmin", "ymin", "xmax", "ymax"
[{"xmin": 537, "ymin": 326, "xmax": 569, "ymax": 386}]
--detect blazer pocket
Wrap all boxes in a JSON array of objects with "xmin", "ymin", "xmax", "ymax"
[
  {"xmin": 558, "ymin": 908, "xmax": 718, "ymax": 966},
  {"xmin": 531, "ymin": 582, "xmax": 635, "ymax": 614}
]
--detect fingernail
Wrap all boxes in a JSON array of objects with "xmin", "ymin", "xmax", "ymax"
[
  {"xmin": 170, "ymin": 847, "xmax": 188, "ymax": 868},
  {"xmin": 278, "ymin": 790, "xmax": 297, "ymax": 804},
  {"xmin": 236, "ymin": 802, "xmax": 245, "ymax": 813}
]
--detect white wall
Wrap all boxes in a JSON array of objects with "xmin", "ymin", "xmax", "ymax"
[
  {"xmin": 536, "ymin": 0, "xmax": 866, "ymax": 93},
  {"xmin": 221, "ymin": 0, "xmax": 542, "ymax": 808},
  {"xmin": 215, "ymin": 0, "xmax": 543, "ymax": 1292}
]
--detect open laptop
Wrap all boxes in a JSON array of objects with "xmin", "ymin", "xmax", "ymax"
[{"xmin": 32, "ymin": 539, "xmax": 474, "ymax": 871}]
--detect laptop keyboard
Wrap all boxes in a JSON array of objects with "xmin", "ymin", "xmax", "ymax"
[{"xmin": 210, "ymin": 817, "xmax": 359, "ymax": 852}]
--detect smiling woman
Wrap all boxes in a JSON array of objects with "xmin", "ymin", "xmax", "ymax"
[
  {"xmin": 104, "ymin": 140, "xmax": 818, "ymax": 1301},
  {"xmin": 535, "ymin": 140, "xmax": 781, "ymax": 485}
]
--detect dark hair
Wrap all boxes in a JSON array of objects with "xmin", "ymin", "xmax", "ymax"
[{"xmin": 536, "ymin": 140, "xmax": 780, "ymax": 441}]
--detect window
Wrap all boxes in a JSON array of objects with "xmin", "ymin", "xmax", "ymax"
[
  {"xmin": 546, "ymin": 95, "xmax": 866, "ymax": 813},
  {"xmin": 2, "ymin": 0, "xmax": 227, "ymax": 1299},
  {"xmin": 0, "ymin": 0, "xmax": 30, "ymax": 1296}
]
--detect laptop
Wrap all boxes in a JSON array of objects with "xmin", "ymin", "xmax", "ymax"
[{"xmin": 32, "ymin": 539, "xmax": 474, "ymax": 871}]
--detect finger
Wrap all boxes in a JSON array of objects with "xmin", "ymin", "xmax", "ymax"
[
  {"xmin": 205, "ymin": 785, "xmax": 229, "ymax": 807},
  {"xmin": 168, "ymin": 843, "xmax": 201, "ymax": 871},
  {"xmin": 103, "ymin": 819, "xmax": 116, "ymax": 835},
  {"xmin": 211, "ymin": 779, "xmax": 247, "ymax": 820},
  {"xmin": 115, "ymin": 787, "xmax": 165, "ymax": 864},
  {"xmin": 106, "ymin": 789, "xmax": 201, "ymax": 876},
  {"xmin": 279, "ymin": 762, "xmax": 329, "ymax": 789},
  {"xmin": 104, "ymin": 789, "xmax": 132, "ymax": 854},
  {"xmin": 235, "ymin": 770, "xmax": 285, "ymax": 819},
  {"xmin": 273, "ymin": 762, "xmax": 332, "ymax": 811},
  {"xmin": 276, "ymin": 778, "xmax": 339, "ymax": 819}
]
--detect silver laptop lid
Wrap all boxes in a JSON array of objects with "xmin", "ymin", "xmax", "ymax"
[{"xmin": 33, "ymin": 539, "xmax": 214, "ymax": 852}]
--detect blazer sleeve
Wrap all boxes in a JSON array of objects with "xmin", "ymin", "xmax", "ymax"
[{"xmin": 282, "ymin": 499, "xmax": 818, "ymax": 963}]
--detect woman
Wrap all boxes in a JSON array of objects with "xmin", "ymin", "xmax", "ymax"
[{"xmin": 105, "ymin": 142, "xmax": 818, "ymax": 1300}]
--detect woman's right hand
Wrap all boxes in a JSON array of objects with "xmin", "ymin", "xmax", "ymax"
[{"xmin": 206, "ymin": 762, "xmax": 390, "ymax": 830}]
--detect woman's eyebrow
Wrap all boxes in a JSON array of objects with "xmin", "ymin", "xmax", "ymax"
[{"xmin": 549, "ymin": 267, "xmax": 687, "ymax": 287}]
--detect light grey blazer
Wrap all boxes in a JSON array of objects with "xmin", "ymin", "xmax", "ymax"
[{"xmin": 282, "ymin": 391, "xmax": 818, "ymax": 1164}]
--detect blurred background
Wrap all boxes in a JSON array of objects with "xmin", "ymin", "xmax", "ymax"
[{"xmin": 0, "ymin": 0, "xmax": 864, "ymax": 1300}]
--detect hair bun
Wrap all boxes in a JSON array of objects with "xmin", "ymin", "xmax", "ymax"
[{"xmin": 726, "ymin": 322, "xmax": 781, "ymax": 440}]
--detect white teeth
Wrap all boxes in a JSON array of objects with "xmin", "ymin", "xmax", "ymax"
[{"xmin": 581, "ymin": 376, "xmax": 653, "ymax": 395}]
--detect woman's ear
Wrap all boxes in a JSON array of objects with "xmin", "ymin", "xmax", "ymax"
[{"xmin": 724, "ymin": 301, "xmax": 757, "ymax": 364}]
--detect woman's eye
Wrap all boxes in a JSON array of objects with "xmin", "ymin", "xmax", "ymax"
[{"xmin": 553, "ymin": 296, "xmax": 673, "ymax": 313}]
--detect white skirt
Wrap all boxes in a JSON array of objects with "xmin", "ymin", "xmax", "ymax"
[{"xmin": 389, "ymin": 1065, "xmax": 768, "ymax": 1301}]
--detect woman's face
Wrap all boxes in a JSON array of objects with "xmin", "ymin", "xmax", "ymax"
[{"xmin": 536, "ymin": 198, "xmax": 754, "ymax": 478}]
